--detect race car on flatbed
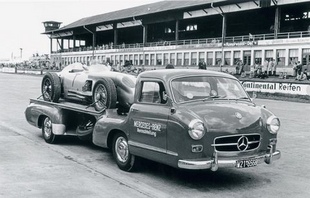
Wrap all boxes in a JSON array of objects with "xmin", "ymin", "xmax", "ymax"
[
  {"xmin": 25, "ymin": 68, "xmax": 281, "ymax": 172},
  {"xmin": 41, "ymin": 63, "xmax": 136, "ymax": 113}
]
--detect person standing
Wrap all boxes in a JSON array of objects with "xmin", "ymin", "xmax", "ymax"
[
  {"xmin": 235, "ymin": 60, "xmax": 240, "ymax": 75},
  {"xmin": 253, "ymin": 61, "xmax": 260, "ymax": 78},
  {"xmin": 262, "ymin": 59, "xmax": 269, "ymax": 77},
  {"xmin": 267, "ymin": 59, "xmax": 274, "ymax": 76},
  {"xmin": 271, "ymin": 59, "xmax": 277, "ymax": 76},
  {"xmin": 294, "ymin": 62, "xmax": 303, "ymax": 79},
  {"xmin": 238, "ymin": 60, "xmax": 244, "ymax": 75},
  {"xmin": 198, "ymin": 61, "xmax": 206, "ymax": 69}
]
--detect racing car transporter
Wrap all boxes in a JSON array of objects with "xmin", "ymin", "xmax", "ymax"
[{"xmin": 25, "ymin": 67, "xmax": 281, "ymax": 172}]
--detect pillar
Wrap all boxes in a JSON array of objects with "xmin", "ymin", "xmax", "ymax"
[
  {"xmin": 230, "ymin": 50, "xmax": 234, "ymax": 66},
  {"xmin": 251, "ymin": 50, "xmax": 255, "ymax": 66},
  {"xmin": 221, "ymin": 14, "xmax": 227, "ymax": 68},
  {"xmin": 274, "ymin": 6, "xmax": 281, "ymax": 39},
  {"xmin": 73, "ymin": 35, "xmax": 76, "ymax": 48},
  {"xmin": 113, "ymin": 23, "xmax": 118, "ymax": 45},
  {"xmin": 175, "ymin": 20, "xmax": 179, "ymax": 41},
  {"xmin": 50, "ymin": 38, "xmax": 53, "ymax": 54},
  {"xmin": 143, "ymin": 24, "xmax": 148, "ymax": 44},
  {"xmin": 60, "ymin": 39, "xmax": 64, "ymax": 50}
]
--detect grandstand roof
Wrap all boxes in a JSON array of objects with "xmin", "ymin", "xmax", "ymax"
[{"xmin": 51, "ymin": 0, "xmax": 233, "ymax": 33}]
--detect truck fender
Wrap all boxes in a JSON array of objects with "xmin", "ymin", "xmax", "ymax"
[
  {"xmin": 92, "ymin": 112, "xmax": 127, "ymax": 148},
  {"xmin": 25, "ymin": 103, "xmax": 66, "ymax": 135}
]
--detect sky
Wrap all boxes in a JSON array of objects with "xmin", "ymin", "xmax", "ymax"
[{"xmin": 0, "ymin": 0, "xmax": 162, "ymax": 60}]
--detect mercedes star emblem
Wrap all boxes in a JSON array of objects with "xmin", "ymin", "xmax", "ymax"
[{"xmin": 237, "ymin": 136, "xmax": 249, "ymax": 151}]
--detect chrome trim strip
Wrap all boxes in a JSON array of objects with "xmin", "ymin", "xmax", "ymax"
[
  {"xmin": 213, "ymin": 133, "xmax": 260, "ymax": 140},
  {"xmin": 128, "ymin": 140, "xmax": 178, "ymax": 157},
  {"xmin": 212, "ymin": 140, "xmax": 260, "ymax": 147},
  {"xmin": 248, "ymin": 140, "xmax": 260, "ymax": 144},
  {"xmin": 211, "ymin": 143, "xmax": 238, "ymax": 146},
  {"xmin": 178, "ymin": 150, "xmax": 281, "ymax": 170}
]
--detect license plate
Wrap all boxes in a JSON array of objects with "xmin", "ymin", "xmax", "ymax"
[{"xmin": 236, "ymin": 158, "xmax": 258, "ymax": 168}]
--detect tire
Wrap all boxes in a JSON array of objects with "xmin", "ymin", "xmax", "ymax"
[
  {"xmin": 112, "ymin": 133, "xmax": 137, "ymax": 172},
  {"xmin": 42, "ymin": 116, "xmax": 57, "ymax": 144},
  {"xmin": 41, "ymin": 72, "xmax": 61, "ymax": 102},
  {"xmin": 93, "ymin": 78, "xmax": 117, "ymax": 111}
]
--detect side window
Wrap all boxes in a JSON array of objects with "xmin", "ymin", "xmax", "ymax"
[{"xmin": 139, "ymin": 81, "xmax": 167, "ymax": 104}]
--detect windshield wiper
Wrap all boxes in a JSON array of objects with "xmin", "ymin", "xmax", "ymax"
[
  {"xmin": 236, "ymin": 97, "xmax": 250, "ymax": 101},
  {"xmin": 203, "ymin": 95, "xmax": 226, "ymax": 101},
  {"xmin": 238, "ymin": 97, "xmax": 249, "ymax": 99}
]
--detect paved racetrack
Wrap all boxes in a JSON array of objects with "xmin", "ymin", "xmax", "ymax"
[{"xmin": 0, "ymin": 72, "xmax": 309, "ymax": 198}]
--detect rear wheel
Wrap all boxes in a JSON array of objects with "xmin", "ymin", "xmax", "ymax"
[
  {"xmin": 41, "ymin": 72, "xmax": 61, "ymax": 102},
  {"xmin": 112, "ymin": 133, "xmax": 137, "ymax": 172},
  {"xmin": 42, "ymin": 117, "xmax": 57, "ymax": 144},
  {"xmin": 93, "ymin": 78, "xmax": 117, "ymax": 111}
]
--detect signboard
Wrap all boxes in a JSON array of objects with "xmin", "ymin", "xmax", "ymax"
[{"xmin": 241, "ymin": 81, "xmax": 310, "ymax": 96}]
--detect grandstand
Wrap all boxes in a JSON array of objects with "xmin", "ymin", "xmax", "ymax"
[{"xmin": 43, "ymin": 0, "xmax": 310, "ymax": 75}]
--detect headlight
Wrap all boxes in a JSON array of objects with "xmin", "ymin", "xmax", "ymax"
[
  {"xmin": 188, "ymin": 119, "xmax": 205, "ymax": 140},
  {"xmin": 266, "ymin": 116, "xmax": 280, "ymax": 134}
]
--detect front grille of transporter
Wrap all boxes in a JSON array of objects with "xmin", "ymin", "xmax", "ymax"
[{"xmin": 212, "ymin": 134, "xmax": 261, "ymax": 152}]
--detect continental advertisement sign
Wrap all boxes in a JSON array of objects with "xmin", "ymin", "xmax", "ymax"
[{"xmin": 241, "ymin": 81, "xmax": 310, "ymax": 96}]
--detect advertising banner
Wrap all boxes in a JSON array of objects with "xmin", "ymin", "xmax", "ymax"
[{"xmin": 241, "ymin": 81, "xmax": 310, "ymax": 96}]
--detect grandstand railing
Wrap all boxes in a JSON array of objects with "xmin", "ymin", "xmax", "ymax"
[{"xmin": 52, "ymin": 31, "xmax": 310, "ymax": 54}]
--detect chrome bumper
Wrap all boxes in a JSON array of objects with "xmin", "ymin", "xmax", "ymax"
[
  {"xmin": 51, "ymin": 123, "xmax": 66, "ymax": 135},
  {"xmin": 178, "ymin": 149, "xmax": 281, "ymax": 171}
]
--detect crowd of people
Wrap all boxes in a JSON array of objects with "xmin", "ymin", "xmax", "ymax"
[
  {"xmin": 134, "ymin": 59, "xmax": 310, "ymax": 82},
  {"xmin": 2, "ymin": 57, "xmax": 309, "ymax": 82},
  {"xmin": 233, "ymin": 59, "xmax": 309, "ymax": 81},
  {"xmin": 235, "ymin": 59, "xmax": 277, "ymax": 79}
]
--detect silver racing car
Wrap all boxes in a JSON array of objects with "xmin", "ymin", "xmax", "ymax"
[{"xmin": 41, "ymin": 63, "xmax": 136, "ymax": 112}]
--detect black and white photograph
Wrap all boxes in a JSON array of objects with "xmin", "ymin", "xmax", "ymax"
[{"xmin": 0, "ymin": 0, "xmax": 310, "ymax": 197}]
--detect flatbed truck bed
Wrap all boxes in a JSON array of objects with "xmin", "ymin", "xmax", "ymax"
[{"xmin": 29, "ymin": 98, "xmax": 105, "ymax": 117}]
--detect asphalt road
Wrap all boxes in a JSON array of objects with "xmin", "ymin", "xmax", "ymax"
[{"xmin": 0, "ymin": 72, "xmax": 309, "ymax": 198}]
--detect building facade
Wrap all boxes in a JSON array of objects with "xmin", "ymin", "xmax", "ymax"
[{"xmin": 44, "ymin": 0, "xmax": 310, "ymax": 74}]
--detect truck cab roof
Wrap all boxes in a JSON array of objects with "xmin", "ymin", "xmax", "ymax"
[{"xmin": 138, "ymin": 69, "xmax": 237, "ymax": 82}]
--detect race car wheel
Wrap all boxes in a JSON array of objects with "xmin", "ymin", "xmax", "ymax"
[
  {"xmin": 41, "ymin": 72, "xmax": 61, "ymax": 102},
  {"xmin": 42, "ymin": 116, "xmax": 57, "ymax": 144},
  {"xmin": 93, "ymin": 78, "xmax": 117, "ymax": 111},
  {"xmin": 112, "ymin": 132, "xmax": 137, "ymax": 172}
]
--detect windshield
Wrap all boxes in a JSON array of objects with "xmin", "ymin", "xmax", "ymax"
[{"xmin": 171, "ymin": 76, "xmax": 249, "ymax": 103}]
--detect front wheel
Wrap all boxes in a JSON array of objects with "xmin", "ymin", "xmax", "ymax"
[
  {"xmin": 93, "ymin": 78, "xmax": 117, "ymax": 111},
  {"xmin": 112, "ymin": 133, "xmax": 137, "ymax": 172},
  {"xmin": 42, "ymin": 116, "xmax": 57, "ymax": 144}
]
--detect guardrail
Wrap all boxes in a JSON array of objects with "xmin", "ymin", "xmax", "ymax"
[{"xmin": 0, "ymin": 67, "xmax": 51, "ymax": 75}]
